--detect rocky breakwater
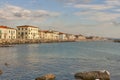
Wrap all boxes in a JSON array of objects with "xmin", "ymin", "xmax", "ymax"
[
  {"xmin": 35, "ymin": 74, "xmax": 55, "ymax": 80},
  {"xmin": 74, "ymin": 70, "xmax": 110, "ymax": 80}
]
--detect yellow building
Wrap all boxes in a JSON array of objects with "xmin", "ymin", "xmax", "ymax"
[
  {"xmin": 39, "ymin": 30, "xmax": 59, "ymax": 41},
  {"xmin": 39, "ymin": 30, "xmax": 46, "ymax": 40},
  {"xmin": 76, "ymin": 35, "xmax": 86, "ymax": 40},
  {"xmin": 0, "ymin": 26, "xmax": 16, "ymax": 39},
  {"xmin": 17, "ymin": 25, "xmax": 39, "ymax": 39}
]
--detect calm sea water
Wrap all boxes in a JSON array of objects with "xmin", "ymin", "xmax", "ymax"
[{"xmin": 0, "ymin": 41, "xmax": 120, "ymax": 80}]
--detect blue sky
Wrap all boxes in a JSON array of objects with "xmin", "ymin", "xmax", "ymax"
[{"xmin": 0, "ymin": 0, "xmax": 120, "ymax": 38}]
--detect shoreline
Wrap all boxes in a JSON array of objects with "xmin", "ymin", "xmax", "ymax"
[
  {"xmin": 0, "ymin": 39, "xmax": 110, "ymax": 47},
  {"xmin": 0, "ymin": 39, "xmax": 76, "ymax": 46}
]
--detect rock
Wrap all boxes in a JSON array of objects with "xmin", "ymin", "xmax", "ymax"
[
  {"xmin": 74, "ymin": 70, "xmax": 110, "ymax": 80},
  {"xmin": 35, "ymin": 74, "xmax": 55, "ymax": 80},
  {"xmin": 0, "ymin": 70, "xmax": 3, "ymax": 75},
  {"xmin": 4, "ymin": 62, "xmax": 9, "ymax": 67}
]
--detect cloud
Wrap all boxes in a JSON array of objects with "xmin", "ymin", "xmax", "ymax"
[
  {"xmin": 0, "ymin": 4, "xmax": 60, "ymax": 21},
  {"xmin": 74, "ymin": 4, "xmax": 114, "ymax": 10},
  {"xmin": 55, "ymin": 0, "xmax": 92, "ymax": 5},
  {"xmin": 114, "ymin": 9, "xmax": 120, "ymax": 12},
  {"xmin": 74, "ymin": 11, "xmax": 120, "ymax": 22},
  {"xmin": 105, "ymin": 0, "xmax": 120, "ymax": 6}
]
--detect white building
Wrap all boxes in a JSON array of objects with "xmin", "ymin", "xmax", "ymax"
[
  {"xmin": 66, "ymin": 34, "xmax": 76, "ymax": 41},
  {"xmin": 76, "ymin": 35, "xmax": 86, "ymax": 40},
  {"xmin": 17, "ymin": 25, "xmax": 39, "ymax": 39},
  {"xmin": 39, "ymin": 30, "xmax": 59, "ymax": 41},
  {"xmin": 59, "ymin": 32, "xmax": 67, "ymax": 41},
  {"xmin": 0, "ymin": 26, "xmax": 16, "ymax": 39}
]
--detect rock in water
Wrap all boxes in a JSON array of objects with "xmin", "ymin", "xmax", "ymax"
[
  {"xmin": 4, "ymin": 62, "xmax": 9, "ymax": 67},
  {"xmin": 74, "ymin": 70, "xmax": 110, "ymax": 80},
  {"xmin": 35, "ymin": 74, "xmax": 55, "ymax": 80},
  {"xmin": 0, "ymin": 70, "xmax": 3, "ymax": 75}
]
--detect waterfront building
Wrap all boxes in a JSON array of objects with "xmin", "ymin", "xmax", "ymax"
[
  {"xmin": 44, "ymin": 30, "xmax": 53, "ymax": 40},
  {"xmin": 59, "ymin": 32, "xmax": 68, "ymax": 41},
  {"xmin": 39, "ymin": 30, "xmax": 59, "ymax": 41},
  {"xmin": 66, "ymin": 34, "xmax": 76, "ymax": 41},
  {"xmin": 17, "ymin": 25, "xmax": 39, "ymax": 39},
  {"xmin": 39, "ymin": 30, "xmax": 46, "ymax": 40},
  {"xmin": 50, "ymin": 30, "xmax": 59, "ymax": 41},
  {"xmin": 0, "ymin": 26, "xmax": 16, "ymax": 39},
  {"xmin": 75, "ymin": 35, "xmax": 86, "ymax": 40}
]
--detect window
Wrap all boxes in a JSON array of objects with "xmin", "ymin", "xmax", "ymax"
[
  {"xmin": 18, "ymin": 32, "xmax": 20, "ymax": 35},
  {"xmin": 0, "ymin": 30, "xmax": 2, "ymax": 34},
  {"xmin": 21, "ymin": 32, "xmax": 24, "ymax": 35}
]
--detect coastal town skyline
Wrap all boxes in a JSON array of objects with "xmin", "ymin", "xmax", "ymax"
[{"xmin": 0, "ymin": 0, "xmax": 120, "ymax": 38}]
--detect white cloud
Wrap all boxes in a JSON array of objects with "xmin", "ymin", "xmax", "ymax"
[
  {"xmin": 74, "ymin": 11, "xmax": 120, "ymax": 22},
  {"xmin": 74, "ymin": 4, "xmax": 114, "ymax": 10},
  {"xmin": 105, "ymin": 0, "xmax": 120, "ymax": 6},
  {"xmin": 0, "ymin": 4, "xmax": 60, "ymax": 21},
  {"xmin": 55, "ymin": 0, "xmax": 92, "ymax": 5},
  {"xmin": 114, "ymin": 9, "xmax": 120, "ymax": 12}
]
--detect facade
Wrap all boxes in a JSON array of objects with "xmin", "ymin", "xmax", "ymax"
[
  {"xmin": 0, "ymin": 25, "xmax": 87, "ymax": 42},
  {"xmin": 59, "ymin": 32, "xmax": 67, "ymax": 41},
  {"xmin": 0, "ymin": 26, "xmax": 16, "ymax": 39},
  {"xmin": 76, "ymin": 35, "xmax": 86, "ymax": 40},
  {"xmin": 50, "ymin": 30, "xmax": 59, "ymax": 41},
  {"xmin": 17, "ymin": 25, "xmax": 39, "ymax": 39},
  {"xmin": 39, "ymin": 30, "xmax": 46, "ymax": 40},
  {"xmin": 39, "ymin": 30, "xmax": 59, "ymax": 41},
  {"xmin": 66, "ymin": 34, "xmax": 76, "ymax": 41}
]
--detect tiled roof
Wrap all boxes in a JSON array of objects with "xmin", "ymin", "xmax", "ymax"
[
  {"xmin": 0, "ymin": 26, "xmax": 16, "ymax": 30},
  {"xmin": 0, "ymin": 26, "xmax": 8, "ymax": 28}
]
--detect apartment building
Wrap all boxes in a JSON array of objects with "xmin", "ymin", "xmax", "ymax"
[
  {"xmin": 17, "ymin": 25, "xmax": 39, "ymax": 39},
  {"xmin": 66, "ymin": 34, "xmax": 76, "ymax": 41},
  {"xmin": 59, "ymin": 32, "xmax": 67, "ymax": 41},
  {"xmin": 39, "ymin": 30, "xmax": 59, "ymax": 41},
  {"xmin": 76, "ymin": 35, "xmax": 86, "ymax": 40},
  {"xmin": 0, "ymin": 26, "xmax": 16, "ymax": 39}
]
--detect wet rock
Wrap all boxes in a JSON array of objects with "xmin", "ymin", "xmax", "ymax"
[
  {"xmin": 4, "ymin": 62, "xmax": 9, "ymax": 67},
  {"xmin": 74, "ymin": 70, "xmax": 110, "ymax": 80},
  {"xmin": 0, "ymin": 70, "xmax": 3, "ymax": 75},
  {"xmin": 35, "ymin": 73, "xmax": 55, "ymax": 80}
]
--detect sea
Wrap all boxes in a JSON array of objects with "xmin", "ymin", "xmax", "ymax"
[{"xmin": 0, "ymin": 41, "xmax": 120, "ymax": 80}]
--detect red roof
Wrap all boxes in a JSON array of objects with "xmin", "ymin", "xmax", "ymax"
[
  {"xmin": 0, "ymin": 26, "xmax": 16, "ymax": 30},
  {"xmin": 0, "ymin": 26, "xmax": 8, "ymax": 28}
]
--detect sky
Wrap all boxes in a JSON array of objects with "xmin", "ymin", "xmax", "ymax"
[{"xmin": 0, "ymin": 0, "xmax": 120, "ymax": 38}]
